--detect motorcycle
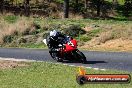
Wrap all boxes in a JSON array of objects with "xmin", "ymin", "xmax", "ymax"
[{"xmin": 43, "ymin": 36, "xmax": 87, "ymax": 63}]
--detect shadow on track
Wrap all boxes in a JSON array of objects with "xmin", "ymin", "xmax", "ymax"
[
  {"xmin": 62, "ymin": 60, "xmax": 107, "ymax": 64},
  {"xmin": 84, "ymin": 61, "xmax": 107, "ymax": 64}
]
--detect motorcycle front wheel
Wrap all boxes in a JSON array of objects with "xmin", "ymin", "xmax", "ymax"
[{"xmin": 73, "ymin": 50, "xmax": 87, "ymax": 64}]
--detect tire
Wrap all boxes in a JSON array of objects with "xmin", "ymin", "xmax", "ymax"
[
  {"xmin": 74, "ymin": 50, "xmax": 87, "ymax": 64},
  {"xmin": 49, "ymin": 52, "xmax": 63, "ymax": 62}
]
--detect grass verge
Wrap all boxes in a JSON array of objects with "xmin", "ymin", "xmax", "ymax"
[
  {"xmin": 0, "ymin": 61, "xmax": 131, "ymax": 88},
  {"xmin": 19, "ymin": 43, "xmax": 46, "ymax": 49},
  {"xmin": 0, "ymin": 15, "xmax": 132, "ymax": 52}
]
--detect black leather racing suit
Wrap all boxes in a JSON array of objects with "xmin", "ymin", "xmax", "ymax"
[
  {"xmin": 46, "ymin": 32, "xmax": 67, "ymax": 50},
  {"xmin": 46, "ymin": 32, "xmax": 71, "ymax": 60}
]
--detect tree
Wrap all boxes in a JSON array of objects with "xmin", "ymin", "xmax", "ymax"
[
  {"xmin": 64, "ymin": 0, "xmax": 69, "ymax": 18},
  {"xmin": 112, "ymin": 0, "xmax": 118, "ymax": 9},
  {"xmin": 84, "ymin": 0, "xmax": 88, "ymax": 9},
  {"xmin": 75, "ymin": 0, "xmax": 79, "ymax": 13},
  {"xmin": 124, "ymin": 0, "xmax": 132, "ymax": 17},
  {"xmin": 0, "ymin": 0, "xmax": 4, "ymax": 14},
  {"xmin": 97, "ymin": 0, "xmax": 101, "ymax": 16},
  {"xmin": 24, "ymin": 0, "xmax": 30, "ymax": 16}
]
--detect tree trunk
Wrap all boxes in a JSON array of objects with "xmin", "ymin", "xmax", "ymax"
[
  {"xmin": 0, "ymin": 0, "xmax": 4, "ymax": 14},
  {"xmin": 124, "ymin": 0, "xmax": 131, "ymax": 17},
  {"xmin": 75, "ymin": 0, "xmax": 79, "ymax": 13},
  {"xmin": 24, "ymin": 0, "xmax": 30, "ymax": 16},
  {"xmin": 97, "ymin": 0, "xmax": 101, "ymax": 16},
  {"xmin": 85, "ymin": 0, "xmax": 88, "ymax": 9},
  {"xmin": 112, "ymin": 0, "xmax": 118, "ymax": 9},
  {"xmin": 64, "ymin": 0, "xmax": 69, "ymax": 18}
]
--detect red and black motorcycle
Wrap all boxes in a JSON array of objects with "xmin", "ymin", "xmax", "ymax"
[{"xmin": 43, "ymin": 37, "xmax": 87, "ymax": 63}]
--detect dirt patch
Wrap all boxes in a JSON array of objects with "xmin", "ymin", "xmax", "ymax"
[
  {"xmin": 0, "ymin": 60, "xmax": 30, "ymax": 69},
  {"xmin": 83, "ymin": 26, "xmax": 93, "ymax": 32},
  {"xmin": 80, "ymin": 38, "xmax": 132, "ymax": 52}
]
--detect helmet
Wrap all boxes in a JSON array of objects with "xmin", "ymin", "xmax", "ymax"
[
  {"xmin": 50, "ymin": 30, "xmax": 57, "ymax": 37},
  {"xmin": 49, "ymin": 30, "xmax": 59, "ymax": 40}
]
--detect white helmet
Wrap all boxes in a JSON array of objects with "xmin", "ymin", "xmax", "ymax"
[{"xmin": 50, "ymin": 30, "xmax": 57, "ymax": 37}]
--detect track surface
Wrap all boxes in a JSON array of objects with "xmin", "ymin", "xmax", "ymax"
[{"xmin": 0, "ymin": 48, "xmax": 132, "ymax": 72}]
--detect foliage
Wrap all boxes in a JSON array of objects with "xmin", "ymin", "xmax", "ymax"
[
  {"xmin": 22, "ymin": 28, "xmax": 31, "ymax": 35},
  {"xmin": 43, "ymin": 32, "xmax": 50, "ymax": 39},
  {"xmin": 55, "ymin": 0, "xmax": 63, "ymax": 4},
  {"xmin": 0, "ymin": 0, "xmax": 131, "ymax": 18},
  {"xmin": 22, "ymin": 24, "xmax": 42, "ymax": 35},
  {"xmin": 18, "ymin": 38, "xmax": 27, "ymax": 43},
  {"xmin": 3, "ymin": 35, "xmax": 14, "ymax": 43},
  {"xmin": 79, "ymin": 35, "xmax": 92, "ymax": 42},
  {"xmin": 4, "ymin": 15, "xmax": 18, "ymax": 23},
  {"xmin": 63, "ymin": 25, "xmax": 86, "ymax": 37},
  {"xmin": 111, "ymin": 28, "xmax": 132, "ymax": 39},
  {"xmin": 76, "ymin": 29, "xmax": 102, "ymax": 45},
  {"xmin": 88, "ymin": 29, "xmax": 102, "ymax": 37}
]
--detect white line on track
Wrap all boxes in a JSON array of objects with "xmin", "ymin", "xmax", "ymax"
[
  {"xmin": 86, "ymin": 67, "xmax": 92, "ymax": 69},
  {"xmin": 100, "ymin": 69, "xmax": 106, "ymax": 71},
  {"xmin": 0, "ymin": 57, "xmax": 106, "ymax": 71},
  {"xmin": 61, "ymin": 63, "xmax": 106, "ymax": 71},
  {"xmin": 69, "ymin": 65, "xmax": 76, "ymax": 67},
  {"xmin": 63, "ymin": 64, "xmax": 68, "ymax": 65},
  {"xmin": 0, "ymin": 57, "xmax": 36, "ymax": 62},
  {"xmin": 93, "ymin": 68, "xmax": 99, "ymax": 70}
]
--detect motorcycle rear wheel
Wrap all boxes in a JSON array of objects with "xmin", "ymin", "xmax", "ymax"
[{"xmin": 49, "ymin": 52, "xmax": 63, "ymax": 62}]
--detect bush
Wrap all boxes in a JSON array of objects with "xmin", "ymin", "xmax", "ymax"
[
  {"xmin": 4, "ymin": 15, "xmax": 18, "ymax": 23},
  {"xmin": 87, "ymin": 29, "xmax": 102, "ymax": 37},
  {"xmin": 32, "ymin": 22, "xmax": 41, "ymax": 29},
  {"xmin": 3, "ymin": 35, "xmax": 14, "ymax": 43},
  {"xmin": 63, "ymin": 25, "xmax": 86, "ymax": 37},
  {"xmin": 30, "ymin": 23, "xmax": 42, "ymax": 35},
  {"xmin": 13, "ymin": 30, "xmax": 19, "ymax": 36},
  {"xmin": 22, "ymin": 22, "xmax": 43, "ymax": 35},
  {"xmin": 42, "ymin": 25, "xmax": 49, "ymax": 31},
  {"xmin": 30, "ymin": 29, "xmax": 40, "ymax": 35},
  {"xmin": 43, "ymin": 32, "xmax": 50, "ymax": 39},
  {"xmin": 22, "ymin": 28, "xmax": 40, "ymax": 35},
  {"xmin": 111, "ymin": 28, "xmax": 132, "ymax": 39},
  {"xmin": 97, "ymin": 31, "xmax": 113, "ymax": 43},
  {"xmin": 18, "ymin": 38, "xmax": 27, "ymax": 43},
  {"xmin": 79, "ymin": 36, "xmax": 92, "ymax": 42},
  {"xmin": 48, "ymin": 24, "xmax": 62, "ymax": 31},
  {"xmin": 22, "ymin": 28, "xmax": 30, "ymax": 35}
]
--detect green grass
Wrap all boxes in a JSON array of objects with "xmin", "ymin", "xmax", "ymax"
[
  {"xmin": 78, "ymin": 35, "xmax": 92, "ymax": 42},
  {"xmin": 106, "ymin": 0, "xmax": 125, "ymax": 5},
  {"xmin": 4, "ymin": 15, "xmax": 18, "ymax": 23},
  {"xmin": 88, "ymin": 29, "xmax": 102, "ymax": 37},
  {"xmin": 76, "ymin": 29, "xmax": 102, "ymax": 42},
  {"xmin": 19, "ymin": 43, "xmax": 47, "ymax": 49},
  {"xmin": 0, "ymin": 61, "xmax": 131, "ymax": 88},
  {"xmin": 1, "ymin": 43, "xmax": 47, "ymax": 49}
]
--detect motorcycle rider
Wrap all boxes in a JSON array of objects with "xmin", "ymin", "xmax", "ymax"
[
  {"xmin": 42, "ymin": 30, "xmax": 70, "ymax": 61},
  {"xmin": 45, "ymin": 30, "xmax": 70, "ymax": 51},
  {"xmin": 43, "ymin": 30, "xmax": 87, "ymax": 63}
]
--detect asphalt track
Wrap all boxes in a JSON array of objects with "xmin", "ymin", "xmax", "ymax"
[{"xmin": 0, "ymin": 48, "xmax": 132, "ymax": 72}]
